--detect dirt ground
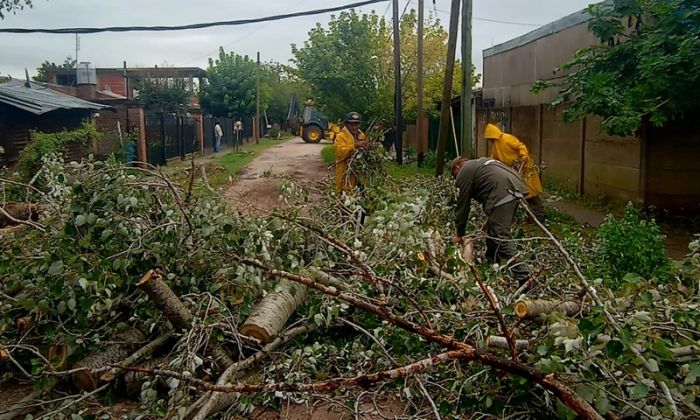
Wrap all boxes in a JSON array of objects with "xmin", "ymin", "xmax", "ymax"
[{"xmin": 224, "ymin": 137, "xmax": 330, "ymax": 216}]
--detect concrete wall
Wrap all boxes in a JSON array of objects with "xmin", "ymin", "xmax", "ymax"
[
  {"xmin": 646, "ymin": 117, "xmax": 700, "ymax": 213},
  {"xmin": 476, "ymin": 105, "xmax": 642, "ymax": 203},
  {"xmin": 483, "ymin": 23, "xmax": 598, "ymax": 107}
]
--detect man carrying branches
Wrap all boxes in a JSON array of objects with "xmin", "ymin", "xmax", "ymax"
[
  {"xmin": 334, "ymin": 111, "xmax": 369, "ymax": 194},
  {"xmin": 451, "ymin": 157, "xmax": 532, "ymax": 286}
]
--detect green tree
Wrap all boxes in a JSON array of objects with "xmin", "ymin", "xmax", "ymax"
[
  {"xmin": 201, "ymin": 48, "xmax": 270, "ymax": 119},
  {"xmin": 33, "ymin": 56, "xmax": 76, "ymax": 82},
  {"xmin": 263, "ymin": 64, "xmax": 312, "ymax": 125},
  {"xmin": 0, "ymin": 0, "xmax": 34, "ymax": 19},
  {"xmin": 292, "ymin": 10, "xmax": 392, "ymax": 121},
  {"xmin": 533, "ymin": 0, "xmax": 700, "ymax": 136},
  {"xmin": 136, "ymin": 79, "xmax": 189, "ymax": 113}
]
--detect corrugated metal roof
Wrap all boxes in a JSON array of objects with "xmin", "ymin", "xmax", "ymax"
[
  {"xmin": 0, "ymin": 79, "xmax": 110, "ymax": 115},
  {"xmin": 483, "ymin": 0, "xmax": 612, "ymax": 58}
]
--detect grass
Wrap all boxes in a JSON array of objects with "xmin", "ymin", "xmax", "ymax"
[
  {"xmin": 321, "ymin": 145, "xmax": 336, "ymax": 164},
  {"xmin": 164, "ymin": 138, "xmax": 282, "ymax": 188}
]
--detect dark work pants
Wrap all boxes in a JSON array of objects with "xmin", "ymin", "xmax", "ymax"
[
  {"xmin": 527, "ymin": 195, "xmax": 546, "ymax": 223},
  {"xmin": 484, "ymin": 200, "xmax": 531, "ymax": 285}
]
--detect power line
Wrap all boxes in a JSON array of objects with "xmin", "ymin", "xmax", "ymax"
[
  {"xmin": 411, "ymin": 0, "xmax": 542, "ymax": 27},
  {"xmin": 0, "ymin": 0, "xmax": 390, "ymax": 34}
]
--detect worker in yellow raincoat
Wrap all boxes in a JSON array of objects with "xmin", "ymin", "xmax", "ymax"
[
  {"xmin": 335, "ymin": 112, "xmax": 368, "ymax": 193},
  {"xmin": 484, "ymin": 123, "xmax": 546, "ymax": 221}
]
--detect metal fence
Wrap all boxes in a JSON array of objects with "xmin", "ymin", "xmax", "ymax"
[
  {"xmin": 145, "ymin": 112, "xmax": 198, "ymax": 166},
  {"xmin": 202, "ymin": 116, "xmax": 254, "ymax": 153}
]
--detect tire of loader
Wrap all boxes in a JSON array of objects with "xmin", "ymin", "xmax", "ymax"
[{"xmin": 302, "ymin": 124, "xmax": 323, "ymax": 143}]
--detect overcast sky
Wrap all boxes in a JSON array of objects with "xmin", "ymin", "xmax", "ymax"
[{"xmin": 0, "ymin": 0, "xmax": 595, "ymax": 80}]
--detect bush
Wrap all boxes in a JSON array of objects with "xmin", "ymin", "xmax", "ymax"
[
  {"xmin": 595, "ymin": 203, "xmax": 671, "ymax": 287},
  {"xmin": 17, "ymin": 121, "xmax": 100, "ymax": 180}
]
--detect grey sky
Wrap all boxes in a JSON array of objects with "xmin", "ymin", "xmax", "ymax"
[{"xmin": 0, "ymin": 0, "xmax": 595, "ymax": 80}]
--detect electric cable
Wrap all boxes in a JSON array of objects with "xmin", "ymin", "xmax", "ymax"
[{"xmin": 0, "ymin": 0, "xmax": 390, "ymax": 34}]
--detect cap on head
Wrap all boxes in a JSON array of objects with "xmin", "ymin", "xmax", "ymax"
[{"xmin": 344, "ymin": 112, "xmax": 361, "ymax": 123}]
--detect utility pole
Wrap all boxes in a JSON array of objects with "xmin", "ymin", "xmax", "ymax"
[
  {"xmin": 75, "ymin": 34, "xmax": 79, "ymax": 69},
  {"xmin": 392, "ymin": 0, "xmax": 403, "ymax": 165},
  {"xmin": 435, "ymin": 0, "xmax": 461, "ymax": 176},
  {"xmin": 461, "ymin": 0, "xmax": 473, "ymax": 158},
  {"xmin": 416, "ymin": 0, "xmax": 425, "ymax": 167},
  {"xmin": 256, "ymin": 51, "xmax": 261, "ymax": 144}
]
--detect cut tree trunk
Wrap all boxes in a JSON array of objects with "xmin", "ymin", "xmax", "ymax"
[
  {"xmin": 514, "ymin": 299, "xmax": 583, "ymax": 319},
  {"xmin": 100, "ymin": 331, "xmax": 173, "ymax": 382},
  {"xmin": 123, "ymin": 356, "xmax": 172, "ymax": 398},
  {"xmin": 239, "ymin": 279, "xmax": 307, "ymax": 343},
  {"xmin": 72, "ymin": 328, "xmax": 145, "ymax": 391},
  {"xmin": 137, "ymin": 269, "xmax": 234, "ymax": 370},
  {"xmin": 486, "ymin": 335, "xmax": 530, "ymax": 351},
  {"xmin": 47, "ymin": 343, "xmax": 72, "ymax": 369},
  {"xmin": 0, "ymin": 203, "xmax": 41, "ymax": 227}
]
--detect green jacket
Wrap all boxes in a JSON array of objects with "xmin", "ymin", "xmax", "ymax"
[{"xmin": 455, "ymin": 158, "xmax": 527, "ymax": 236}]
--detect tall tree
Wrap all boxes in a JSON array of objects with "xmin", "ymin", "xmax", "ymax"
[
  {"xmin": 201, "ymin": 48, "xmax": 270, "ymax": 119},
  {"xmin": 533, "ymin": 0, "xmax": 700, "ymax": 136},
  {"xmin": 33, "ymin": 56, "xmax": 76, "ymax": 82},
  {"xmin": 0, "ymin": 0, "xmax": 34, "ymax": 19},
  {"xmin": 292, "ymin": 10, "xmax": 392, "ymax": 121},
  {"xmin": 137, "ymin": 79, "xmax": 189, "ymax": 113}
]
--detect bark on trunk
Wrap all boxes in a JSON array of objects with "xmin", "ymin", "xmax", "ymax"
[
  {"xmin": 514, "ymin": 299, "xmax": 583, "ymax": 319},
  {"xmin": 240, "ymin": 279, "xmax": 307, "ymax": 343},
  {"xmin": 486, "ymin": 336, "xmax": 529, "ymax": 351},
  {"xmin": 123, "ymin": 356, "xmax": 172, "ymax": 398},
  {"xmin": 189, "ymin": 324, "xmax": 316, "ymax": 420},
  {"xmin": 100, "ymin": 331, "xmax": 173, "ymax": 382},
  {"xmin": 463, "ymin": 238, "xmax": 474, "ymax": 264},
  {"xmin": 137, "ymin": 269, "xmax": 234, "ymax": 370},
  {"xmin": 72, "ymin": 328, "xmax": 145, "ymax": 391}
]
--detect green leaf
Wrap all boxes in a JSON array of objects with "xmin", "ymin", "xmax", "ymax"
[
  {"xmin": 47, "ymin": 260, "xmax": 64, "ymax": 275},
  {"xmin": 594, "ymin": 395, "xmax": 610, "ymax": 415},
  {"xmin": 78, "ymin": 278, "xmax": 89, "ymax": 290},
  {"xmin": 57, "ymin": 301, "xmax": 67, "ymax": 314},
  {"xmin": 575, "ymin": 384, "xmax": 596, "ymax": 403},
  {"xmin": 75, "ymin": 214, "xmax": 87, "ymax": 227},
  {"xmin": 629, "ymin": 383, "xmax": 649, "ymax": 399},
  {"xmin": 67, "ymin": 298, "xmax": 76, "ymax": 311}
]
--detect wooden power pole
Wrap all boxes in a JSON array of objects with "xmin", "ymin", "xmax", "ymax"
[
  {"xmin": 461, "ymin": 0, "xmax": 473, "ymax": 158},
  {"xmin": 256, "ymin": 51, "xmax": 261, "ymax": 144},
  {"xmin": 392, "ymin": 0, "xmax": 403, "ymax": 165},
  {"xmin": 416, "ymin": 0, "xmax": 425, "ymax": 167},
  {"xmin": 435, "ymin": 0, "xmax": 461, "ymax": 176}
]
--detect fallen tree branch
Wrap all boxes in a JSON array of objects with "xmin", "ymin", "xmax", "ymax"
[
  {"xmin": 190, "ymin": 323, "xmax": 317, "ymax": 420},
  {"xmin": 99, "ymin": 331, "xmax": 173, "ymax": 382},
  {"xmin": 486, "ymin": 336, "xmax": 530, "ymax": 351},
  {"xmin": 120, "ymin": 350, "xmax": 471, "ymax": 394},
  {"xmin": 230, "ymin": 255, "xmax": 603, "ymax": 420},
  {"xmin": 514, "ymin": 300, "xmax": 583, "ymax": 319},
  {"xmin": 137, "ymin": 269, "xmax": 234, "ymax": 371},
  {"xmin": 519, "ymin": 198, "xmax": 679, "ymax": 417},
  {"xmin": 240, "ymin": 280, "xmax": 307, "ymax": 343}
]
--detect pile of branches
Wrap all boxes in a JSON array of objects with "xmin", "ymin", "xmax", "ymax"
[{"xmin": 1, "ymin": 153, "xmax": 699, "ymax": 419}]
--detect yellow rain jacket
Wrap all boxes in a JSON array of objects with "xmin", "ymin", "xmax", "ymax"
[
  {"xmin": 485, "ymin": 123, "xmax": 543, "ymax": 198},
  {"xmin": 335, "ymin": 127, "xmax": 366, "ymax": 193}
]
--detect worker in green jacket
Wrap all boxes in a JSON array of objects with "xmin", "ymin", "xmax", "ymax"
[{"xmin": 451, "ymin": 157, "xmax": 531, "ymax": 286}]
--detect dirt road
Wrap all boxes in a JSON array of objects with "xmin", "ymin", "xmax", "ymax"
[{"xmin": 224, "ymin": 137, "xmax": 330, "ymax": 215}]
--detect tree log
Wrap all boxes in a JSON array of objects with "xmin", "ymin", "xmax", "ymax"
[
  {"xmin": 123, "ymin": 356, "xmax": 172, "ymax": 398},
  {"xmin": 72, "ymin": 328, "xmax": 145, "ymax": 391},
  {"xmin": 239, "ymin": 279, "xmax": 307, "ymax": 344},
  {"xmin": 514, "ymin": 299, "xmax": 583, "ymax": 319},
  {"xmin": 486, "ymin": 336, "xmax": 529, "ymax": 351},
  {"xmin": 137, "ymin": 269, "xmax": 234, "ymax": 370},
  {"xmin": 189, "ymin": 324, "xmax": 316, "ymax": 420},
  {"xmin": 100, "ymin": 331, "xmax": 173, "ymax": 382},
  {"xmin": 47, "ymin": 343, "xmax": 72, "ymax": 369}
]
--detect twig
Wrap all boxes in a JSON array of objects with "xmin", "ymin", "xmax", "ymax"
[
  {"xmin": 519, "ymin": 198, "xmax": 679, "ymax": 417},
  {"xmin": 35, "ymin": 384, "xmax": 109, "ymax": 420},
  {"xmin": 0, "ymin": 205, "xmax": 45, "ymax": 232},
  {"xmin": 231, "ymin": 255, "xmax": 602, "ymax": 419},
  {"xmin": 99, "ymin": 331, "xmax": 173, "ymax": 382}
]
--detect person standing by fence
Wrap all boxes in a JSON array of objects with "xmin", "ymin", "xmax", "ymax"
[
  {"xmin": 214, "ymin": 121, "xmax": 223, "ymax": 153},
  {"xmin": 234, "ymin": 119, "xmax": 243, "ymax": 150}
]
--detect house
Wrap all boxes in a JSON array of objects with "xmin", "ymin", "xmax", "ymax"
[
  {"xmin": 0, "ymin": 79, "xmax": 112, "ymax": 166},
  {"xmin": 476, "ymin": 3, "xmax": 700, "ymax": 213},
  {"xmin": 45, "ymin": 65, "xmax": 206, "ymax": 109}
]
